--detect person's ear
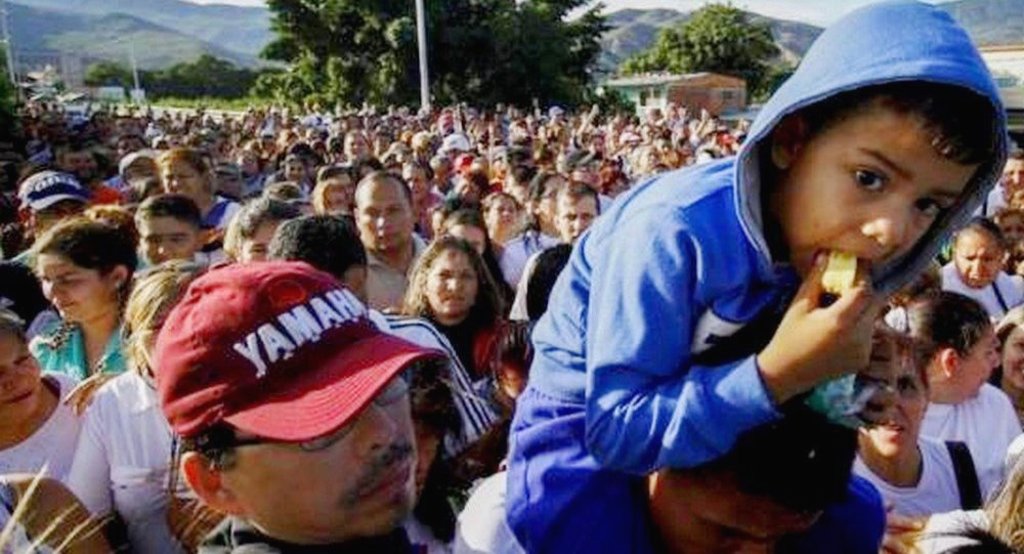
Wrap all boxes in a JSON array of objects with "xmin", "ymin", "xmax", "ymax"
[
  {"xmin": 181, "ymin": 452, "xmax": 245, "ymax": 516},
  {"xmin": 770, "ymin": 114, "xmax": 809, "ymax": 170},
  {"xmin": 108, "ymin": 266, "xmax": 130, "ymax": 291},
  {"xmin": 938, "ymin": 348, "xmax": 960, "ymax": 380}
]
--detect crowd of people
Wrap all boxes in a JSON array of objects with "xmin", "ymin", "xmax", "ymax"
[{"xmin": 1, "ymin": 1, "xmax": 1024, "ymax": 553}]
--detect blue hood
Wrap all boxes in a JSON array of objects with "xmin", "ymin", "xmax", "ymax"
[{"xmin": 735, "ymin": 0, "xmax": 1008, "ymax": 295}]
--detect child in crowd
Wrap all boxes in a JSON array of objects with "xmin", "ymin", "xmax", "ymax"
[
  {"xmin": 942, "ymin": 217, "xmax": 1024, "ymax": 320},
  {"xmin": 135, "ymin": 194, "xmax": 206, "ymax": 267},
  {"xmin": 505, "ymin": 2, "xmax": 1007, "ymax": 552},
  {"xmin": 906, "ymin": 291, "xmax": 1021, "ymax": 501}
]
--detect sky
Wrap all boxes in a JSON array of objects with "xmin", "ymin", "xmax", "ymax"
[{"xmin": 183, "ymin": 0, "xmax": 947, "ymax": 26}]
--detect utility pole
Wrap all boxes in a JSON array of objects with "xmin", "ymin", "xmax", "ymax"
[
  {"xmin": 129, "ymin": 40, "xmax": 142, "ymax": 103},
  {"xmin": 415, "ymin": 0, "xmax": 429, "ymax": 113},
  {"xmin": 0, "ymin": 0, "xmax": 18, "ymax": 92}
]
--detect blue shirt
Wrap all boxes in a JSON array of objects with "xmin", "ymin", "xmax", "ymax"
[{"xmin": 30, "ymin": 320, "xmax": 126, "ymax": 381}]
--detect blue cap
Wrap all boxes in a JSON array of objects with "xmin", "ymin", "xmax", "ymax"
[{"xmin": 18, "ymin": 171, "xmax": 90, "ymax": 212}]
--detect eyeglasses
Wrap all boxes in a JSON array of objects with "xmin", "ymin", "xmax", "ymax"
[{"xmin": 219, "ymin": 376, "xmax": 410, "ymax": 453}]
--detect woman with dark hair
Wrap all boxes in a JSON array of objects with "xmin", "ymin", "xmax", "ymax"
[
  {"xmin": 442, "ymin": 208, "xmax": 513, "ymax": 312},
  {"xmin": 0, "ymin": 310, "xmax": 82, "ymax": 482},
  {"xmin": 67, "ymin": 261, "xmax": 207, "ymax": 554},
  {"xmin": 497, "ymin": 170, "xmax": 564, "ymax": 288},
  {"xmin": 31, "ymin": 217, "xmax": 137, "ymax": 381},
  {"xmin": 403, "ymin": 236, "xmax": 505, "ymax": 386}
]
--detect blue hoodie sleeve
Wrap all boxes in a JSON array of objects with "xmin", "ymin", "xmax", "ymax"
[{"xmin": 583, "ymin": 207, "xmax": 781, "ymax": 474}]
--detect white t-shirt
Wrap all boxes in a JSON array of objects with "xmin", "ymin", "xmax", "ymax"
[
  {"xmin": 0, "ymin": 374, "xmax": 80, "ymax": 482},
  {"xmin": 853, "ymin": 437, "xmax": 962, "ymax": 517},
  {"xmin": 453, "ymin": 472, "xmax": 524, "ymax": 554},
  {"xmin": 66, "ymin": 372, "xmax": 185, "ymax": 554},
  {"xmin": 941, "ymin": 263, "xmax": 1024, "ymax": 321},
  {"xmin": 498, "ymin": 231, "xmax": 559, "ymax": 289},
  {"xmin": 977, "ymin": 184, "xmax": 1007, "ymax": 218},
  {"xmin": 509, "ymin": 250, "xmax": 542, "ymax": 322},
  {"xmin": 921, "ymin": 384, "xmax": 1023, "ymax": 500}
]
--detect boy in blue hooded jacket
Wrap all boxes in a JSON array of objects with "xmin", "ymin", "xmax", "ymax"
[{"xmin": 505, "ymin": 2, "xmax": 1009, "ymax": 552}]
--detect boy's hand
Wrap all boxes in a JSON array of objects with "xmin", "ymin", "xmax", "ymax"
[
  {"xmin": 757, "ymin": 252, "xmax": 885, "ymax": 406},
  {"xmin": 649, "ymin": 466, "xmax": 819, "ymax": 553}
]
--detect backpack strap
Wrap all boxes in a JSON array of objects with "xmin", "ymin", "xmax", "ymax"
[
  {"xmin": 946, "ymin": 440, "xmax": 983, "ymax": 510},
  {"xmin": 992, "ymin": 279, "xmax": 1011, "ymax": 314}
]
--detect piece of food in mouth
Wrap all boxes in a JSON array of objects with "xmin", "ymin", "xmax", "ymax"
[{"xmin": 821, "ymin": 251, "xmax": 858, "ymax": 296}]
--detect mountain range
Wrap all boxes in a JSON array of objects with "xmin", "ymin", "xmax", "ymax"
[
  {"xmin": 5, "ymin": 0, "xmax": 1022, "ymax": 74},
  {"xmin": 600, "ymin": 0, "xmax": 1023, "ymax": 73}
]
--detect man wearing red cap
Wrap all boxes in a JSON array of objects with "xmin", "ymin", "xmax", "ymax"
[{"xmin": 155, "ymin": 261, "xmax": 442, "ymax": 552}]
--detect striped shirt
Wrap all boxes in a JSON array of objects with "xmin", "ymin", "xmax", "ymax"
[{"xmin": 370, "ymin": 312, "xmax": 499, "ymax": 455}]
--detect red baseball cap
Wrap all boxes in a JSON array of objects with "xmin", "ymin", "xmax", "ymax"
[{"xmin": 155, "ymin": 261, "xmax": 442, "ymax": 441}]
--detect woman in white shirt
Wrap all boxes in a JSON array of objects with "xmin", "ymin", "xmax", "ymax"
[
  {"xmin": 854, "ymin": 330, "xmax": 967, "ymax": 518},
  {"xmin": 0, "ymin": 309, "xmax": 80, "ymax": 483},
  {"xmin": 67, "ymin": 261, "xmax": 205, "ymax": 554}
]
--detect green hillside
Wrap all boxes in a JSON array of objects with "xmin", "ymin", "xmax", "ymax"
[{"xmin": 8, "ymin": 2, "xmax": 259, "ymax": 69}]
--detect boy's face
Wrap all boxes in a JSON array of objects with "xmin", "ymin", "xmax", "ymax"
[
  {"xmin": 555, "ymin": 194, "xmax": 599, "ymax": 244},
  {"xmin": 768, "ymin": 106, "xmax": 980, "ymax": 277},
  {"xmin": 139, "ymin": 216, "xmax": 203, "ymax": 265}
]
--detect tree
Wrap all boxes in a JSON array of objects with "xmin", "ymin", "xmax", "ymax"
[
  {"xmin": 84, "ymin": 56, "xmax": 260, "ymax": 100},
  {"xmin": 0, "ymin": 46, "xmax": 17, "ymax": 150},
  {"xmin": 260, "ymin": 0, "xmax": 607, "ymax": 108},
  {"xmin": 84, "ymin": 61, "xmax": 134, "ymax": 88},
  {"xmin": 621, "ymin": 3, "xmax": 779, "ymax": 95}
]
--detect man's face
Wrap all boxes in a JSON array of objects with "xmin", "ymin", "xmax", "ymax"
[
  {"xmin": 953, "ymin": 229, "xmax": 1004, "ymax": 289},
  {"xmin": 60, "ymin": 150, "xmax": 97, "ymax": 183},
  {"xmin": 212, "ymin": 377, "xmax": 417, "ymax": 544},
  {"xmin": 138, "ymin": 216, "xmax": 202, "ymax": 265},
  {"xmin": 768, "ymin": 106, "xmax": 978, "ymax": 277},
  {"xmin": 30, "ymin": 199, "xmax": 85, "ymax": 236},
  {"xmin": 555, "ymin": 194, "xmax": 599, "ymax": 244},
  {"xmin": 355, "ymin": 179, "xmax": 415, "ymax": 254}
]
